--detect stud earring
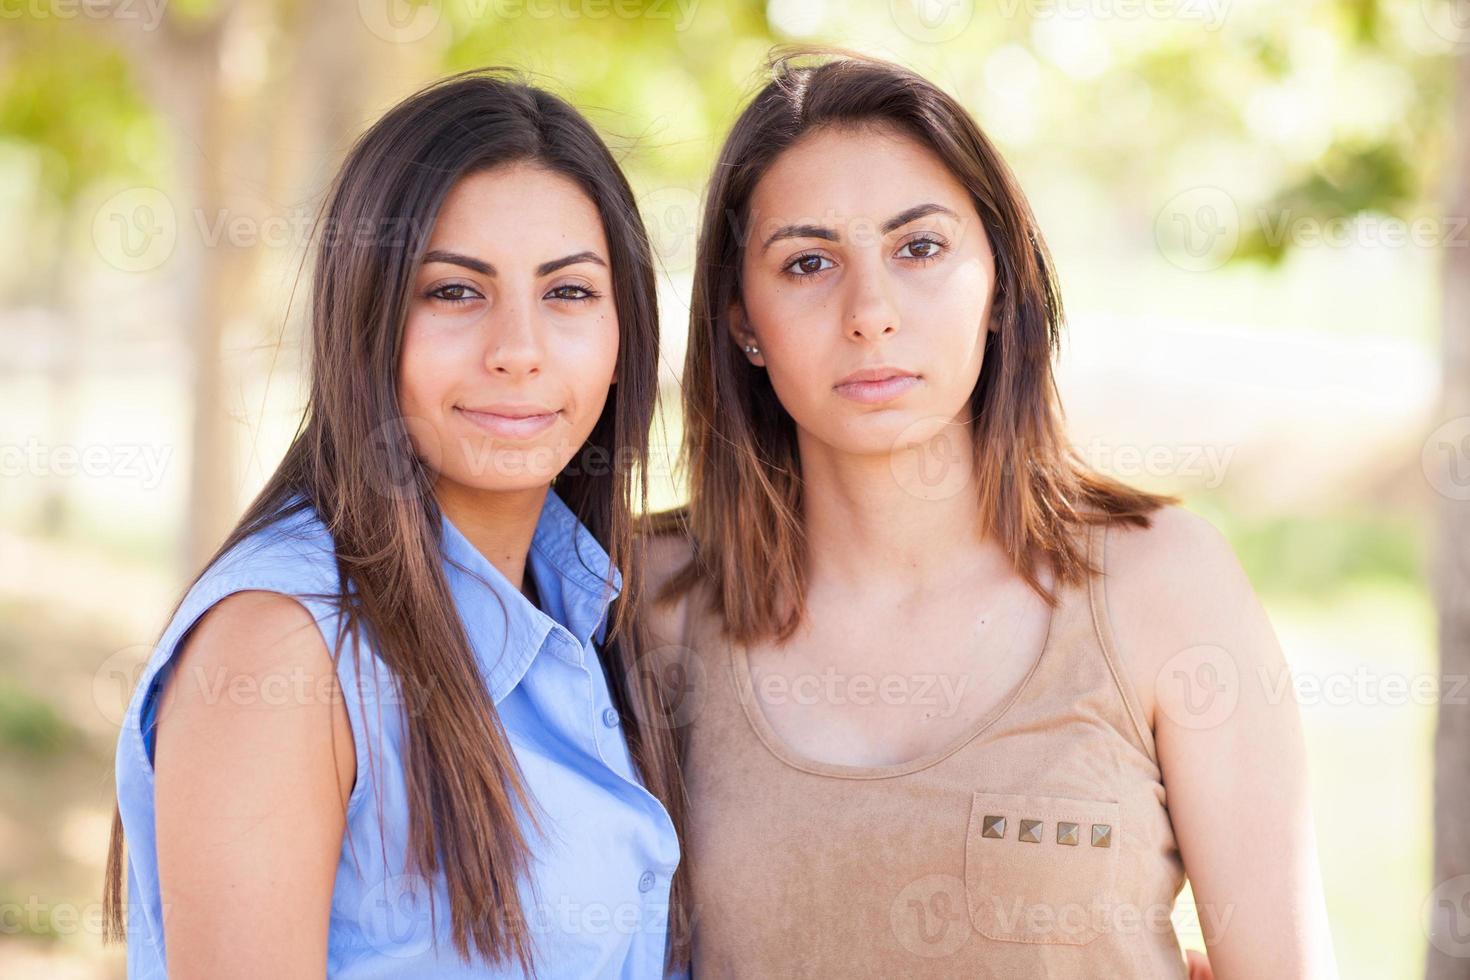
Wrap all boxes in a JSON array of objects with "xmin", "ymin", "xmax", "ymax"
[{"xmin": 742, "ymin": 344, "xmax": 760, "ymax": 356}]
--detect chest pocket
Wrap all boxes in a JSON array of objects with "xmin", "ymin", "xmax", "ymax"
[{"xmin": 964, "ymin": 790, "xmax": 1121, "ymax": 946}]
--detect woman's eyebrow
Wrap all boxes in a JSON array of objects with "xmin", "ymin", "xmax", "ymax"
[
  {"xmin": 423, "ymin": 250, "xmax": 495, "ymax": 275},
  {"xmin": 761, "ymin": 223, "xmax": 839, "ymax": 252},
  {"xmin": 882, "ymin": 202, "xmax": 958, "ymax": 232},
  {"xmin": 760, "ymin": 203, "xmax": 960, "ymax": 252},
  {"xmin": 536, "ymin": 250, "xmax": 607, "ymax": 276},
  {"xmin": 421, "ymin": 249, "xmax": 607, "ymax": 277}
]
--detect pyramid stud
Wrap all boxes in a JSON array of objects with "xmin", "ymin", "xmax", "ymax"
[
  {"xmin": 1057, "ymin": 821, "xmax": 1080, "ymax": 846},
  {"xmin": 1018, "ymin": 819, "xmax": 1043, "ymax": 843},
  {"xmin": 981, "ymin": 815, "xmax": 1007, "ymax": 839},
  {"xmin": 1091, "ymin": 823, "xmax": 1112, "ymax": 848}
]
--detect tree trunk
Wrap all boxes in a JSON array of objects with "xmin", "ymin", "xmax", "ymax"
[{"xmin": 1427, "ymin": 35, "xmax": 1470, "ymax": 980}]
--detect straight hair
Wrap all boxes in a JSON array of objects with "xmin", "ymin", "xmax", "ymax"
[
  {"xmin": 658, "ymin": 48, "xmax": 1177, "ymax": 642},
  {"xmin": 104, "ymin": 67, "xmax": 691, "ymax": 975}
]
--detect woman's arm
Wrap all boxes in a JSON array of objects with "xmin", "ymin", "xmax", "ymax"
[
  {"xmin": 1107, "ymin": 506, "xmax": 1338, "ymax": 980},
  {"xmin": 153, "ymin": 590, "xmax": 356, "ymax": 980}
]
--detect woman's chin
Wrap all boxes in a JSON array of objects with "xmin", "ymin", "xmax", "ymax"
[{"xmin": 440, "ymin": 448, "xmax": 575, "ymax": 493}]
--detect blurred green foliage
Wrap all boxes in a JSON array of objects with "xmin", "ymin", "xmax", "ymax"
[{"xmin": 0, "ymin": 680, "xmax": 75, "ymax": 757}]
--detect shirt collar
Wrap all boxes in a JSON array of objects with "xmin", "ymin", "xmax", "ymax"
[{"xmin": 437, "ymin": 487, "xmax": 623, "ymax": 704}]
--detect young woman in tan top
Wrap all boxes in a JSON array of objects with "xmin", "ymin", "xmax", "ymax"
[{"xmin": 642, "ymin": 51, "xmax": 1337, "ymax": 979}]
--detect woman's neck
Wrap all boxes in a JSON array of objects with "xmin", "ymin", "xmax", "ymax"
[
  {"xmin": 797, "ymin": 421, "xmax": 996, "ymax": 595},
  {"xmin": 434, "ymin": 478, "xmax": 548, "ymax": 593}
]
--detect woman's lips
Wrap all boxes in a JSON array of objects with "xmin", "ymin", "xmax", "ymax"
[
  {"xmin": 455, "ymin": 406, "xmax": 560, "ymax": 439},
  {"xmin": 833, "ymin": 374, "xmax": 921, "ymax": 404}
]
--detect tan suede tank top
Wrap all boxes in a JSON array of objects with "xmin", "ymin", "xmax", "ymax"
[{"xmin": 675, "ymin": 520, "xmax": 1191, "ymax": 978}]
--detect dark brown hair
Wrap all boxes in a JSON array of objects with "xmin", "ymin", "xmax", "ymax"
[
  {"xmin": 658, "ymin": 48, "xmax": 1177, "ymax": 642},
  {"xmin": 104, "ymin": 68, "xmax": 690, "ymax": 975}
]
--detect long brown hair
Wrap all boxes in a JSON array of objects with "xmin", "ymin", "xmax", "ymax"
[
  {"xmin": 103, "ymin": 68, "xmax": 690, "ymax": 974},
  {"xmin": 659, "ymin": 49, "xmax": 1177, "ymax": 643}
]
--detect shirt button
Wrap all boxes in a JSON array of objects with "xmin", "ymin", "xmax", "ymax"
[
  {"xmin": 601, "ymin": 707, "xmax": 620, "ymax": 728},
  {"xmin": 638, "ymin": 871, "xmax": 655, "ymax": 893}
]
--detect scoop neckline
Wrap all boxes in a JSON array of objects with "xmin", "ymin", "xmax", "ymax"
[{"xmin": 724, "ymin": 567, "xmax": 1063, "ymax": 781}]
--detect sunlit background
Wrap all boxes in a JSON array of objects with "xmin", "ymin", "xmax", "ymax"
[{"xmin": 2, "ymin": 0, "xmax": 1466, "ymax": 976}]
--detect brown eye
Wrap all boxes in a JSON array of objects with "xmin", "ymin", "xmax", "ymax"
[
  {"xmin": 783, "ymin": 253, "xmax": 834, "ymax": 278},
  {"xmin": 428, "ymin": 282, "xmax": 480, "ymax": 304},
  {"xmin": 899, "ymin": 237, "xmax": 945, "ymax": 261},
  {"xmin": 545, "ymin": 284, "xmax": 600, "ymax": 302}
]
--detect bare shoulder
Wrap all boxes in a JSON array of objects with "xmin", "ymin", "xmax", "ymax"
[
  {"xmin": 171, "ymin": 590, "xmax": 334, "ymax": 689},
  {"xmin": 153, "ymin": 589, "xmax": 355, "ymax": 972},
  {"xmin": 156, "ymin": 589, "xmax": 354, "ymax": 799},
  {"xmin": 1106, "ymin": 504, "xmax": 1240, "ymax": 588},
  {"xmin": 1099, "ymin": 506, "xmax": 1277, "ymax": 727},
  {"xmin": 1105, "ymin": 505, "xmax": 1254, "ymax": 627}
]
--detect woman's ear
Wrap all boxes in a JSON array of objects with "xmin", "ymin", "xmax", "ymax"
[{"xmin": 727, "ymin": 303, "xmax": 765, "ymax": 367}]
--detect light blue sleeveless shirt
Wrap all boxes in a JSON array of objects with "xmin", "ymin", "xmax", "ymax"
[{"xmin": 114, "ymin": 489, "xmax": 683, "ymax": 978}]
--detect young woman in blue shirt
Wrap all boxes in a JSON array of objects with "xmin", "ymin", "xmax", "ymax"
[{"xmin": 104, "ymin": 70, "xmax": 690, "ymax": 979}]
